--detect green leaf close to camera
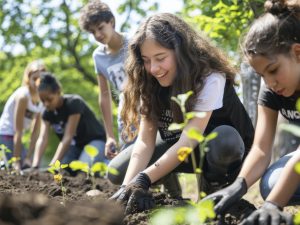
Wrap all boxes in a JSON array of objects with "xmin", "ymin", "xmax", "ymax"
[
  {"xmin": 186, "ymin": 111, "xmax": 206, "ymax": 120},
  {"xmin": 107, "ymin": 167, "xmax": 119, "ymax": 175},
  {"xmin": 205, "ymin": 132, "xmax": 218, "ymax": 142},
  {"xmin": 295, "ymin": 162, "xmax": 300, "ymax": 174},
  {"xmin": 296, "ymin": 98, "xmax": 300, "ymax": 112},
  {"xmin": 279, "ymin": 123, "xmax": 300, "ymax": 137},
  {"xmin": 69, "ymin": 161, "xmax": 88, "ymax": 172},
  {"xmin": 84, "ymin": 145, "xmax": 99, "ymax": 158},
  {"xmin": 168, "ymin": 122, "xmax": 185, "ymax": 131},
  {"xmin": 187, "ymin": 128, "xmax": 204, "ymax": 142}
]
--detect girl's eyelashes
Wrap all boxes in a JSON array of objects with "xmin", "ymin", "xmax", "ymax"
[{"xmin": 269, "ymin": 67, "xmax": 278, "ymax": 74}]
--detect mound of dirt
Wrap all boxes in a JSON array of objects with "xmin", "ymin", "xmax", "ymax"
[{"xmin": 0, "ymin": 170, "xmax": 257, "ymax": 225}]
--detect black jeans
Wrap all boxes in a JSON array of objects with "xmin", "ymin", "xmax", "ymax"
[{"xmin": 107, "ymin": 125, "xmax": 246, "ymax": 185}]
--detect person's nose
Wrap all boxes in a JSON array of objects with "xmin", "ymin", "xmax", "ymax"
[
  {"xmin": 150, "ymin": 62, "xmax": 160, "ymax": 75},
  {"xmin": 265, "ymin": 77, "xmax": 277, "ymax": 90}
]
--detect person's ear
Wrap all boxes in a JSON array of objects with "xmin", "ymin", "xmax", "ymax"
[
  {"xmin": 291, "ymin": 43, "xmax": 300, "ymax": 62},
  {"xmin": 110, "ymin": 18, "xmax": 115, "ymax": 28}
]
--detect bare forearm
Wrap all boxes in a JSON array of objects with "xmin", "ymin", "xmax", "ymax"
[
  {"xmin": 27, "ymin": 131, "xmax": 39, "ymax": 158},
  {"xmin": 99, "ymin": 98, "xmax": 115, "ymax": 139},
  {"xmin": 144, "ymin": 141, "xmax": 185, "ymax": 183},
  {"xmin": 50, "ymin": 139, "xmax": 72, "ymax": 164},
  {"xmin": 32, "ymin": 138, "xmax": 48, "ymax": 167},
  {"xmin": 123, "ymin": 141, "xmax": 154, "ymax": 184},
  {"xmin": 238, "ymin": 145, "xmax": 272, "ymax": 188},
  {"xmin": 267, "ymin": 151, "xmax": 300, "ymax": 207},
  {"xmin": 13, "ymin": 132, "xmax": 23, "ymax": 158}
]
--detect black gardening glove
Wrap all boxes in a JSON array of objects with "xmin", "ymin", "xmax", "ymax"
[
  {"xmin": 239, "ymin": 201, "xmax": 293, "ymax": 225},
  {"xmin": 109, "ymin": 184, "xmax": 127, "ymax": 200},
  {"xmin": 110, "ymin": 172, "xmax": 155, "ymax": 214},
  {"xmin": 201, "ymin": 177, "xmax": 247, "ymax": 215}
]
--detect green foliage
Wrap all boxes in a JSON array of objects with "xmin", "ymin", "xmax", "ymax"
[
  {"xmin": 48, "ymin": 159, "xmax": 68, "ymax": 206},
  {"xmin": 150, "ymin": 199, "xmax": 215, "ymax": 225},
  {"xmin": 69, "ymin": 145, "xmax": 118, "ymax": 189},
  {"xmin": 151, "ymin": 91, "xmax": 216, "ymax": 224},
  {"xmin": 279, "ymin": 124, "xmax": 300, "ymax": 138},
  {"xmin": 0, "ymin": 144, "xmax": 11, "ymax": 170},
  {"xmin": 181, "ymin": 0, "xmax": 264, "ymax": 54},
  {"xmin": 117, "ymin": 0, "xmax": 159, "ymax": 31}
]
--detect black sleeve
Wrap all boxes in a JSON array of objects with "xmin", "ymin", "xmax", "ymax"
[
  {"xmin": 42, "ymin": 110, "xmax": 51, "ymax": 122},
  {"xmin": 257, "ymin": 84, "xmax": 280, "ymax": 111},
  {"xmin": 66, "ymin": 96, "xmax": 85, "ymax": 115}
]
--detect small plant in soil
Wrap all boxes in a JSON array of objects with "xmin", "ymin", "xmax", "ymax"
[
  {"xmin": 48, "ymin": 160, "xmax": 68, "ymax": 206},
  {"xmin": 69, "ymin": 145, "xmax": 118, "ymax": 190},
  {"xmin": 151, "ymin": 91, "xmax": 217, "ymax": 224},
  {"xmin": 0, "ymin": 144, "xmax": 11, "ymax": 170}
]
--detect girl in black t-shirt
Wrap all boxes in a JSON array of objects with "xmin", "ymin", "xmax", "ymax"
[
  {"xmin": 32, "ymin": 72, "xmax": 106, "ymax": 168},
  {"xmin": 108, "ymin": 13, "xmax": 254, "ymax": 213},
  {"xmin": 204, "ymin": 1, "xmax": 300, "ymax": 224}
]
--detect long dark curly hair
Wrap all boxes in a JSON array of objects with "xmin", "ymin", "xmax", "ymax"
[{"xmin": 121, "ymin": 13, "xmax": 236, "ymax": 141}]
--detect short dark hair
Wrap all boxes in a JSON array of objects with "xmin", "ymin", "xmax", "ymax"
[
  {"xmin": 79, "ymin": 0, "xmax": 115, "ymax": 31},
  {"xmin": 38, "ymin": 72, "xmax": 61, "ymax": 93}
]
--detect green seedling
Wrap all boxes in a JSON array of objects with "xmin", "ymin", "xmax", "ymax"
[
  {"xmin": 8, "ymin": 156, "xmax": 22, "ymax": 175},
  {"xmin": 168, "ymin": 91, "xmax": 217, "ymax": 198},
  {"xmin": 0, "ymin": 144, "xmax": 11, "ymax": 170},
  {"xmin": 69, "ymin": 145, "xmax": 118, "ymax": 189},
  {"xmin": 151, "ymin": 91, "xmax": 216, "ymax": 224},
  {"xmin": 48, "ymin": 160, "xmax": 68, "ymax": 206}
]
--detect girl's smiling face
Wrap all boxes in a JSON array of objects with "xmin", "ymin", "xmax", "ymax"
[
  {"xmin": 248, "ymin": 50, "xmax": 300, "ymax": 97},
  {"xmin": 140, "ymin": 38, "xmax": 177, "ymax": 87}
]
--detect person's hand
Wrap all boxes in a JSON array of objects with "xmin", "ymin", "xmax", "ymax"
[
  {"xmin": 22, "ymin": 157, "xmax": 32, "ymax": 169},
  {"xmin": 201, "ymin": 177, "xmax": 247, "ymax": 215},
  {"xmin": 12, "ymin": 161, "xmax": 21, "ymax": 171},
  {"xmin": 105, "ymin": 138, "xmax": 118, "ymax": 159},
  {"xmin": 110, "ymin": 172, "xmax": 155, "ymax": 214},
  {"xmin": 239, "ymin": 201, "xmax": 293, "ymax": 225},
  {"xmin": 110, "ymin": 185, "xmax": 127, "ymax": 200}
]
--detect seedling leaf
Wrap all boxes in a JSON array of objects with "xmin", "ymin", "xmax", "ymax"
[{"xmin": 85, "ymin": 145, "xmax": 99, "ymax": 158}]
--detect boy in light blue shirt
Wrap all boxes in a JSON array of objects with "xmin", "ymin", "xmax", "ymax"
[{"xmin": 79, "ymin": 0, "xmax": 129, "ymax": 159}]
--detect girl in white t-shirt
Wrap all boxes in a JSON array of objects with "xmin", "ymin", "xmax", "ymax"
[
  {"xmin": 108, "ymin": 13, "xmax": 254, "ymax": 214},
  {"xmin": 0, "ymin": 60, "xmax": 45, "ymax": 171}
]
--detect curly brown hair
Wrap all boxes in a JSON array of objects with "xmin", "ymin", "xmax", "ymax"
[{"xmin": 121, "ymin": 13, "xmax": 236, "ymax": 141}]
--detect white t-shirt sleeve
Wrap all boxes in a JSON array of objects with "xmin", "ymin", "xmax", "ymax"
[{"xmin": 193, "ymin": 72, "xmax": 226, "ymax": 112}]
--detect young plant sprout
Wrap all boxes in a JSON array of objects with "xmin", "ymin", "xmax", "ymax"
[
  {"xmin": 0, "ymin": 144, "xmax": 11, "ymax": 170},
  {"xmin": 168, "ymin": 91, "xmax": 217, "ymax": 198},
  {"xmin": 48, "ymin": 160, "xmax": 68, "ymax": 206},
  {"xmin": 151, "ymin": 91, "xmax": 217, "ymax": 224},
  {"xmin": 8, "ymin": 157, "xmax": 22, "ymax": 175},
  {"xmin": 69, "ymin": 145, "xmax": 118, "ymax": 190}
]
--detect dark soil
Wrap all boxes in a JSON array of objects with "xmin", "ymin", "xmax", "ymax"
[{"xmin": 0, "ymin": 170, "xmax": 256, "ymax": 225}]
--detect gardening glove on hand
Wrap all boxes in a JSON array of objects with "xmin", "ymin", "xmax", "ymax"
[
  {"xmin": 201, "ymin": 177, "xmax": 247, "ymax": 215},
  {"xmin": 112, "ymin": 172, "xmax": 154, "ymax": 214},
  {"xmin": 239, "ymin": 201, "xmax": 293, "ymax": 225},
  {"xmin": 109, "ymin": 185, "xmax": 127, "ymax": 200}
]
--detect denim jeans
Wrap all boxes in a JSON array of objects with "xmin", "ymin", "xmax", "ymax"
[
  {"xmin": 61, "ymin": 139, "xmax": 108, "ymax": 165},
  {"xmin": 0, "ymin": 135, "xmax": 27, "ymax": 161},
  {"xmin": 260, "ymin": 150, "xmax": 300, "ymax": 205}
]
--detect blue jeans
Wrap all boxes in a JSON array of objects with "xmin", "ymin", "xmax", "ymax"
[
  {"xmin": 0, "ymin": 135, "xmax": 27, "ymax": 161},
  {"xmin": 61, "ymin": 139, "xmax": 108, "ymax": 165},
  {"xmin": 260, "ymin": 150, "xmax": 300, "ymax": 205}
]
